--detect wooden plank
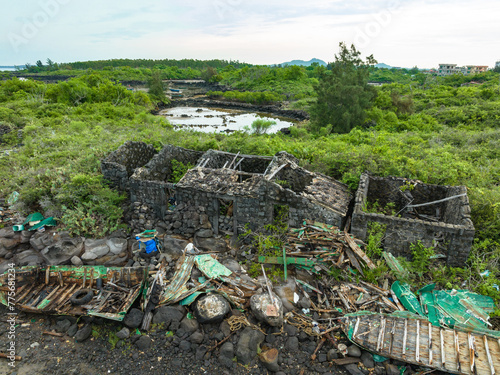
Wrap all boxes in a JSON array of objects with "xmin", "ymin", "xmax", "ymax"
[
  {"xmin": 43, "ymin": 284, "xmax": 71, "ymax": 310},
  {"xmin": 483, "ymin": 335, "xmax": 495, "ymax": 375},
  {"xmin": 24, "ymin": 284, "xmax": 47, "ymax": 306},
  {"xmin": 469, "ymin": 333, "xmax": 475, "ymax": 374},
  {"xmin": 35, "ymin": 285, "xmax": 60, "ymax": 309},
  {"xmin": 416, "ymin": 319, "xmax": 420, "ymax": 363},
  {"xmin": 344, "ymin": 229, "xmax": 376, "ymax": 269},
  {"xmin": 403, "ymin": 318, "xmax": 408, "ymax": 355},
  {"xmin": 429, "ymin": 322, "xmax": 433, "ymax": 366},
  {"xmin": 353, "ymin": 317, "xmax": 360, "ymax": 340},
  {"xmin": 389, "ymin": 320, "xmax": 396, "ymax": 355},
  {"xmin": 332, "ymin": 357, "xmax": 362, "ymax": 365},
  {"xmin": 16, "ymin": 283, "xmax": 38, "ymax": 303},
  {"xmin": 376, "ymin": 316, "xmax": 385, "ymax": 351},
  {"xmin": 455, "ymin": 330, "xmax": 461, "ymax": 373},
  {"xmin": 440, "ymin": 328, "xmax": 446, "ymax": 368}
]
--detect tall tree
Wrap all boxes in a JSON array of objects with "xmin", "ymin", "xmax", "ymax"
[
  {"xmin": 147, "ymin": 70, "xmax": 167, "ymax": 102},
  {"xmin": 310, "ymin": 42, "xmax": 377, "ymax": 134}
]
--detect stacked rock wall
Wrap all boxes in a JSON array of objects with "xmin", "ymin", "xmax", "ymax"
[
  {"xmin": 101, "ymin": 141, "xmax": 157, "ymax": 190},
  {"xmin": 351, "ymin": 173, "xmax": 474, "ymax": 266}
]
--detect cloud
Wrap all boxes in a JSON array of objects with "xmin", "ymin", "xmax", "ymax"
[{"xmin": 1, "ymin": 0, "xmax": 499, "ymax": 67}]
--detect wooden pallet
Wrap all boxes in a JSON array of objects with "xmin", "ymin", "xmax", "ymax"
[{"xmin": 341, "ymin": 312, "xmax": 500, "ymax": 375}]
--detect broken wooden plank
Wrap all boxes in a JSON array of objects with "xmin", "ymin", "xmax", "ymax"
[
  {"xmin": 331, "ymin": 357, "xmax": 361, "ymax": 365},
  {"xmin": 484, "ymin": 335, "xmax": 495, "ymax": 375},
  {"xmin": 440, "ymin": 328, "xmax": 446, "ymax": 368},
  {"xmin": 344, "ymin": 228, "xmax": 376, "ymax": 269}
]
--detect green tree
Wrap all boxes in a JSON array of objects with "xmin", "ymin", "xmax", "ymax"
[
  {"xmin": 148, "ymin": 70, "xmax": 167, "ymax": 102},
  {"xmin": 310, "ymin": 42, "xmax": 377, "ymax": 134}
]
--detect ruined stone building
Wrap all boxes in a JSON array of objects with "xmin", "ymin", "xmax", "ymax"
[
  {"xmin": 102, "ymin": 142, "xmax": 475, "ymax": 266},
  {"xmin": 351, "ymin": 173, "xmax": 475, "ymax": 267},
  {"xmin": 101, "ymin": 141, "xmax": 352, "ymax": 241}
]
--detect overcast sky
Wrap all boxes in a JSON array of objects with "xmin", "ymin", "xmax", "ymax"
[{"xmin": 1, "ymin": 0, "xmax": 499, "ymax": 68}]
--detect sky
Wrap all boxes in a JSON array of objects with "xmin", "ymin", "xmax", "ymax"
[{"xmin": 1, "ymin": 0, "xmax": 499, "ymax": 69}]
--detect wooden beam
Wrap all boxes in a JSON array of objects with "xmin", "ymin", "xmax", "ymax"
[
  {"xmin": 416, "ymin": 320, "xmax": 420, "ymax": 363},
  {"xmin": 440, "ymin": 328, "xmax": 446, "ymax": 368},
  {"xmin": 484, "ymin": 335, "xmax": 495, "ymax": 375},
  {"xmin": 402, "ymin": 318, "xmax": 408, "ymax": 355}
]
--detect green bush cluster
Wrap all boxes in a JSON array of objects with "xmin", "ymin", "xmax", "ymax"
[{"xmin": 207, "ymin": 90, "xmax": 283, "ymax": 104}]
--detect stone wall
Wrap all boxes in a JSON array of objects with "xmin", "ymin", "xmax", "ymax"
[
  {"xmin": 351, "ymin": 173, "xmax": 474, "ymax": 266},
  {"xmin": 132, "ymin": 144, "xmax": 203, "ymax": 182},
  {"xmin": 101, "ymin": 141, "xmax": 157, "ymax": 190},
  {"xmin": 201, "ymin": 150, "xmax": 272, "ymax": 174}
]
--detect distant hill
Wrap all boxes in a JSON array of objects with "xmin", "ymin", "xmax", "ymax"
[
  {"xmin": 375, "ymin": 63, "xmax": 396, "ymax": 69},
  {"xmin": 274, "ymin": 58, "xmax": 327, "ymax": 67}
]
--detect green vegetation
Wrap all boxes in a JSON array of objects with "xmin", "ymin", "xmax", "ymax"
[
  {"xmin": 243, "ymin": 205, "xmax": 289, "ymax": 282},
  {"xmin": 310, "ymin": 43, "xmax": 377, "ymax": 134},
  {"xmin": 1, "ymin": 52, "xmax": 500, "ymax": 302},
  {"xmin": 248, "ymin": 118, "xmax": 277, "ymax": 135},
  {"xmin": 147, "ymin": 70, "xmax": 167, "ymax": 103},
  {"xmin": 207, "ymin": 90, "xmax": 283, "ymax": 104},
  {"xmin": 169, "ymin": 160, "xmax": 193, "ymax": 183}
]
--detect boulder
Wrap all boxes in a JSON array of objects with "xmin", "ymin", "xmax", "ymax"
[
  {"xmin": 0, "ymin": 246, "xmax": 10, "ymax": 257},
  {"xmin": 84, "ymin": 239, "xmax": 110, "ymax": 258},
  {"xmin": 195, "ymin": 229, "xmax": 213, "ymax": 238},
  {"xmin": 123, "ymin": 308, "xmax": 144, "ymax": 329},
  {"xmin": 14, "ymin": 250, "xmax": 45, "ymax": 266},
  {"xmin": 345, "ymin": 364, "xmax": 365, "ymax": 375},
  {"xmin": 0, "ymin": 236, "xmax": 21, "ymax": 250},
  {"xmin": 107, "ymin": 238, "xmax": 128, "ymax": 255},
  {"xmin": 219, "ymin": 342, "xmax": 234, "ymax": 368},
  {"xmin": 74, "ymin": 324, "xmax": 92, "ymax": 342},
  {"xmin": 135, "ymin": 335, "xmax": 152, "ymax": 350},
  {"xmin": 30, "ymin": 232, "xmax": 57, "ymax": 251},
  {"xmin": 361, "ymin": 351, "xmax": 375, "ymax": 368},
  {"xmin": 116, "ymin": 327, "xmax": 130, "ymax": 340},
  {"xmin": 20, "ymin": 230, "xmax": 34, "ymax": 244},
  {"xmin": 250, "ymin": 292, "xmax": 283, "ymax": 327},
  {"xmin": 40, "ymin": 236, "xmax": 84, "ymax": 265},
  {"xmin": 152, "ymin": 305, "xmax": 185, "ymax": 326},
  {"xmin": 193, "ymin": 294, "xmax": 230, "ymax": 324},
  {"xmin": 180, "ymin": 316, "xmax": 199, "ymax": 333},
  {"xmin": 236, "ymin": 326, "xmax": 265, "ymax": 365},
  {"xmin": 189, "ymin": 331, "xmax": 204, "ymax": 344},
  {"xmin": 0, "ymin": 227, "xmax": 18, "ymax": 239},
  {"xmin": 347, "ymin": 344, "xmax": 362, "ymax": 357},
  {"xmin": 222, "ymin": 259, "xmax": 241, "ymax": 273},
  {"xmin": 55, "ymin": 319, "xmax": 72, "ymax": 333},
  {"xmin": 193, "ymin": 237, "xmax": 228, "ymax": 253},
  {"xmin": 162, "ymin": 236, "xmax": 190, "ymax": 260},
  {"xmin": 71, "ymin": 256, "xmax": 83, "ymax": 266}
]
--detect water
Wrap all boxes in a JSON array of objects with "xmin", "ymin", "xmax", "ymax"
[
  {"xmin": 159, "ymin": 107, "xmax": 295, "ymax": 133},
  {"xmin": 0, "ymin": 67, "xmax": 17, "ymax": 71}
]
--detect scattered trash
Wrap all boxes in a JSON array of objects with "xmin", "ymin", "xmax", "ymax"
[{"xmin": 7, "ymin": 191, "xmax": 19, "ymax": 206}]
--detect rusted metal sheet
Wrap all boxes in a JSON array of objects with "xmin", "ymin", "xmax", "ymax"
[
  {"xmin": 194, "ymin": 254, "xmax": 232, "ymax": 279},
  {"xmin": 159, "ymin": 255, "xmax": 196, "ymax": 305}
]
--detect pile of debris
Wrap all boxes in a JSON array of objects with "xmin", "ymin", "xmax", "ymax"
[
  {"xmin": 1, "ymin": 219, "xmax": 499, "ymax": 375},
  {"xmin": 258, "ymin": 221, "xmax": 400, "ymax": 315}
]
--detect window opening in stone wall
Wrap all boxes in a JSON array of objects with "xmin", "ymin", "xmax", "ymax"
[
  {"xmin": 218, "ymin": 199, "xmax": 234, "ymax": 234},
  {"xmin": 219, "ymin": 199, "xmax": 233, "ymax": 217},
  {"xmin": 166, "ymin": 188, "xmax": 176, "ymax": 211}
]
